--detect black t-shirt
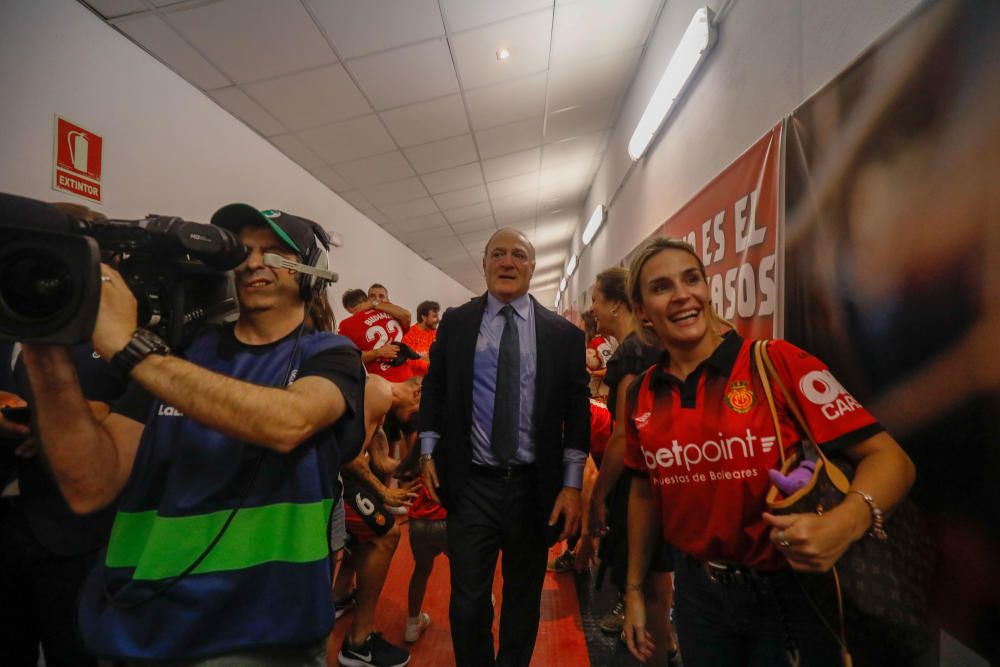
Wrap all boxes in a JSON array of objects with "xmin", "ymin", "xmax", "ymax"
[
  {"xmin": 113, "ymin": 325, "xmax": 362, "ymax": 428},
  {"xmin": 604, "ymin": 332, "xmax": 660, "ymax": 422}
]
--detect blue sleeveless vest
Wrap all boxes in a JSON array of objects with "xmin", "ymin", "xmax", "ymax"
[{"xmin": 79, "ymin": 327, "xmax": 357, "ymax": 661}]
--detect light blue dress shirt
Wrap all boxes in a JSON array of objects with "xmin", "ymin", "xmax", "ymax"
[{"xmin": 421, "ymin": 293, "xmax": 584, "ymax": 488}]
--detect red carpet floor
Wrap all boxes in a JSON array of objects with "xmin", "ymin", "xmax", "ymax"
[{"xmin": 326, "ymin": 519, "xmax": 590, "ymax": 666}]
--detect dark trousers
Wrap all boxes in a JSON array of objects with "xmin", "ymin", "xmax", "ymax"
[
  {"xmin": 673, "ymin": 553, "xmax": 841, "ymax": 667},
  {"xmin": 0, "ymin": 498, "xmax": 99, "ymax": 667},
  {"xmin": 446, "ymin": 470, "xmax": 548, "ymax": 667}
]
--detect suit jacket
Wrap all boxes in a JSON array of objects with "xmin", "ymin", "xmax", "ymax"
[{"xmin": 419, "ymin": 293, "xmax": 590, "ymax": 544}]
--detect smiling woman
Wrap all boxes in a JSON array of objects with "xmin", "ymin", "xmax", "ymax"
[{"xmin": 618, "ymin": 235, "xmax": 919, "ymax": 666}]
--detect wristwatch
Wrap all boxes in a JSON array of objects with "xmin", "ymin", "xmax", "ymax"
[
  {"xmin": 111, "ymin": 328, "xmax": 171, "ymax": 376},
  {"xmin": 419, "ymin": 454, "xmax": 434, "ymax": 464}
]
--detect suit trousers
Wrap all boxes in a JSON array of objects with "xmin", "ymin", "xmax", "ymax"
[{"xmin": 446, "ymin": 468, "xmax": 548, "ymax": 667}]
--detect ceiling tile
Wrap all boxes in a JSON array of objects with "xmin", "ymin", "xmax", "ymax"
[
  {"xmin": 399, "ymin": 225, "xmax": 457, "ymax": 243},
  {"xmin": 547, "ymin": 48, "xmax": 641, "ymax": 110},
  {"xmin": 348, "ymin": 39, "xmax": 459, "ymax": 110},
  {"xmin": 433, "ymin": 184, "xmax": 489, "ymax": 211},
  {"xmin": 494, "ymin": 206, "xmax": 538, "ymax": 225},
  {"xmin": 297, "ymin": 115, "xmax": 395, "ymax": 164},
  {"xmin": 167, "ymin": 0, "xmax": 336, "ymax": 84},
  {"xmin": 464, "ymin": 72, "xmax": 547, "ymax": 131},
  {"xmin": 550, "ymin": 0, "xmax": 660, "ymax": 67},
  {"xmin": 310, "ymin": 166, "xmax": 352, "ymax": 190},
  {"xmin": 451, "ymin": 216, "xmax": 497, "ymax": 234},
  {"xmin": 269, "ymin": 134, "xmax": 324, "ymax": 170},
  {"xmin": 208, "ymin": 86, "xmax": 286, "ymax": 136},
  {"xmin": 380, "ymin": 95, "xmax": 469, "ymax": 148},
  {"xmin": 420, "ymin": 163, "xmax": 484, "ymax": 195},
  {"xmin": 538, "ymin": 179, "xmax": 588, "ymax": 204},
  {"xmin": 540, "ymin": 157, "xmax": 596, "ymax": 188},
  {"xmin": 545, "ymin": 96, "xmax": 619, "ymax": 142},
  {"xmin": 404, "ymin": 134, "xmax": 479, "ymax": 174},
  {"xmin": 381, "ymin": 197, "xmax": 440, "ymax": 221},
  {"xmin": 393, "ymin": 212, "xmax": 449, "ymax": 232},
  {"xmin": 534, "ymin": 219, "xmax": 576, "ymax": 246},
  {"xmin": 337, "ymin": 190, "xmax": 374, "ymax": 210},
  {"xmin": 459, "ymin": 228, "xmax": 497, "ymax": 247},
  {"xmin": 114, "ymin": 14, "xmax": 231, "ymax": 90},
  {"xmin": 336, "ymin": 151, "xmax": 415, "ymax": 188},
  {"xmin": 535, "ymin": 250, "xmax": 567, "ymax": 271},
  {"xmin": 90, "ymin": 0, "xmax": 148, "ymax": 18},
  {"xmin": 491, "ymin": 189, "xmax": 538, "ymax": 211},
  {"xmin": 305, "ymin": 0, "xmax": 445, "ymax": 59},
  {"xmin": 440, "ymin": 0, "xmax": 553, "ymax": 32},
  {"xmin": 444, "ymin": 201, "xmax": 493, "ymax": 224},
  {"xmin": 541, "ymin": 130, "xmax": 607, "ymax": 169},
  {"xmin": 482, "ymin": 148, "xmax": 541, "ymax": 183},
  {"xmin": 360, "ymin": 208, "xmax": 390, "ymax": 225},
  {"xmin": 475, "ymin": 117, "xmax": 543, "ymax": 160},
  {"xmin": 359, "ymin": 177, "xmax": 429, "ymax": 207},
  {"xmin": 244, "ymin": 65, "xmax": 370, "ymax": 131},
  {"xmin": 450, "ymin": 9, "xmax": 552, "ymax": 90},
  {"xmin": 486, "ymin": 172, "xmax": 539, "ymax": 200}
]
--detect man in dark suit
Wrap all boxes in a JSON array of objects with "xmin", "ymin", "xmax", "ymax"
[{"xmin": 418, "ymin": 228, "xmax": 590, "ymax": 667}]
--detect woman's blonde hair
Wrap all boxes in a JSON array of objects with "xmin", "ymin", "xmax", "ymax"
[{"xmin": 626, "ymin": 236, "xmax": 728, "ymax": 345}]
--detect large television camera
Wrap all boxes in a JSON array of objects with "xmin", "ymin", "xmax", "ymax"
[{"xmin": 0, "ymin": 193, "xmax": 247, "ymax": 347}]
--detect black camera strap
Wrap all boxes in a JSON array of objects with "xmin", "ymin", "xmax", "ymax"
[{"xmin": 103, "ymin": 320, "xmax": 307, "ymax": 610}]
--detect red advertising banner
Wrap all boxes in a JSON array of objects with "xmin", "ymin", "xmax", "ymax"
[
  {"xmin": 650, "ymin": 122, "xmax": 782, "ymax": 340},
  {"xmin": 53, "ymin": 116, "xmax": 103, "ymax": 203}
]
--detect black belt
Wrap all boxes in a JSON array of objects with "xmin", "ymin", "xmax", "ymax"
[
  {"xmin": 683, "ymin": 552, "xmax": 782, "ymax": 585},
  {"xmin": 470, "ymin": 463, "xmax": 534, "ymax": 481}
]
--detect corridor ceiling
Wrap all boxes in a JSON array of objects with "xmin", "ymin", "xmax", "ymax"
[{"xmin": 83, "ymin": 0, "xmax": 664, "ymax": 294}]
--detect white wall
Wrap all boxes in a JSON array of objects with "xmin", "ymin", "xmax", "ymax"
[
  {"xmin": 562, "ymin": 0, "xmax": 921, "ymax": 309},
  {"xmin": 0, "ymin": 0, "xmax": 473, "ymax": 323}
]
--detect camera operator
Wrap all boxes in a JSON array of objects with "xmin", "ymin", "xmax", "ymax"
[{"xmin": 19, "ymin": 203, "xmax": 364, "ymax": 665}]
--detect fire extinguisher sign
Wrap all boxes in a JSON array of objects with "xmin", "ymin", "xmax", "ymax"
[{"xmin": 53, "ymin": 115, "xmax": 103, "ymax": 203}]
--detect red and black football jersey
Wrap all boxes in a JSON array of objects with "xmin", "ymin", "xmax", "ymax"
[
  {"xmin": 338, "ymin": 308, "xmax": 413, "ymax": 383},
  {"xmin": 623, "ymin": 332, "xmax": 882, "ymax": 570}
]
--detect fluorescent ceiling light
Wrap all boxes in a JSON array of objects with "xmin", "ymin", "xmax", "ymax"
[
  {"xmin": 559, "ymin": 277, "xmax": 567, "ymax": 293},
  {"xmin": 566, "ymin": 254, "xmax": 578, "ymax": 277},
  {"xmin": 581, "ymin": 204, "xmax": 607, "ymax": 246},
  {"xmin": 628, "ymin": 7, "xmax": 716, "ymax": 161},
  {"xmin": 496, "ymin": 48, "xmax": 511, "ymax": 61}
]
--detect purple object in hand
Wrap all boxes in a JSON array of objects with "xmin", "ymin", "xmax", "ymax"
[{"xmin": 768, "ymin": 460, "xmax": 816, "ymax": 495}]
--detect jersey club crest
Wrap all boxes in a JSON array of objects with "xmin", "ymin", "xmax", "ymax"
[{"xmin": 725, "ymin": 380, "xmax": 755, "ymax": 414}]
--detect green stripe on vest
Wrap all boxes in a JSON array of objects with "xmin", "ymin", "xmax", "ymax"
[{"xmin": 105, "ymin": 499, "xmax": 334, "ymax": 581}]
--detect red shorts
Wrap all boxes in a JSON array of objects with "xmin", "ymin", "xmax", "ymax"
[{"xmin": 343, "ymin": 475, "xmax": 394, "ymax": 543}]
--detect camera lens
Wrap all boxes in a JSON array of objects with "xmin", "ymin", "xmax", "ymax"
[{"xmin": 0, "ymin": 248, "xmax": 74, "ymax": 322}]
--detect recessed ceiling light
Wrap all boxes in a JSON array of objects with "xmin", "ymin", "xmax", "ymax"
[{"xmin": 496, "ymin": 48, "xmax": 511, "ymax": 61}]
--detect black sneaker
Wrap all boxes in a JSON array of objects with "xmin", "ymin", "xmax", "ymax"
[{"xmin": 338, "ymin": 632, "xmax": 410, "ymax": 667}]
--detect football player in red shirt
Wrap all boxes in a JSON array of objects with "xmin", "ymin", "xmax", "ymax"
[
  {"xmin": 338, "ymin": 289, "xmax": 413, "ymax": 383},
  {"xmin": 401, "ymin": 300, "xmax": 439, "ymax": 377},
  {"xmin": 620, "ymin": 237, "xmax": 916, "ymax": 666}
]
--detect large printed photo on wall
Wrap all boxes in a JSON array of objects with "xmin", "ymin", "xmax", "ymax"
[{"xmin": 782, "ymin": 0, "xmax": 1000, "ymax": 661}]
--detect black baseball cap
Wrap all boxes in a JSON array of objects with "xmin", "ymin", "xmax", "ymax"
[{"xmin": 211, "ymin": 203, "xmax": 328, "ymax": 256}]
